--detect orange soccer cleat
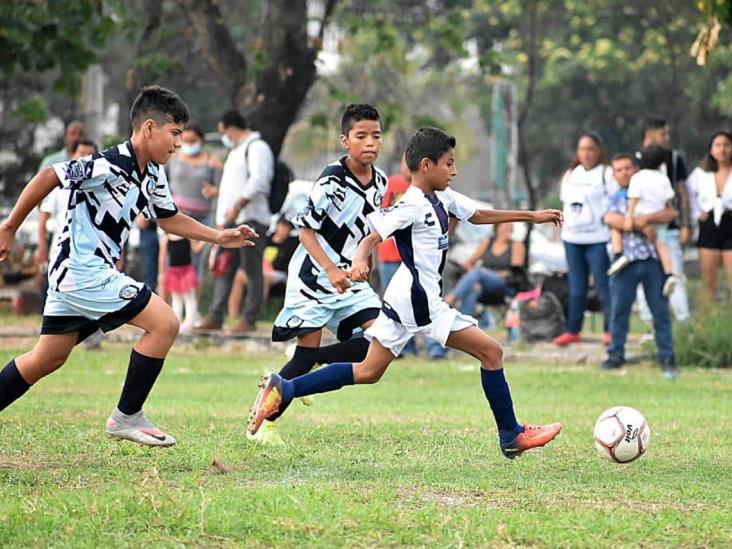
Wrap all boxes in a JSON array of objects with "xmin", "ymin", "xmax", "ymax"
[{"xmin": 500, "ymin": 422, "xmax": 562, "ymax": 459}]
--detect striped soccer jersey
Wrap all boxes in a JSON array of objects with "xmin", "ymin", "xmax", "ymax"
[
  {"xmin": 283, "ymin": 157, "xmax": 387, "ymax": 304},
  {"xmin": 367, "ymin": 185, "xmax": 478, "ymax": 328},
  {"xmin": 49, "ymin": 141, "xmax": 178, "ymax": 292}
]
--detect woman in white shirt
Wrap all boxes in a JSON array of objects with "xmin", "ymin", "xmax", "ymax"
[
  {"xmin": 687, "ymin": 131, "xmax": 732, "ymax": 306},
  {"xmin": 554, "ymin": 133, "xmax": 616, "ymax": 347}
]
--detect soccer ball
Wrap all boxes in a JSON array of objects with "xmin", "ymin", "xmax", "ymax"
[{"xmin": 593, "ymin": 406, "xmax": 650, "ymax": 463}]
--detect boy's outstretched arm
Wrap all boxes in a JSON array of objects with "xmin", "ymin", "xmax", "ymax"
[
  {"xmin": 0, "ymin": 167, "xmax": 60, "ymax": 261},
  {"xmin": 469, "ymin": 208, "xmax": 563, "ymax": 227},
  {"xmin": 350, "ymin": 231, "xmax": 383, "ymax": 283},
  {"xmin": 158, "ymin": 212, "xmax": 258, "ymax": 249},
  {"xmin": 299, "ymin": 226, "xmax": 351, "ymax": 293}
]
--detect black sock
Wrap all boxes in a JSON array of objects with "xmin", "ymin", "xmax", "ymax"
[
  {"xmin": 316, "ymin": 337, "xmax": 370, "ymax": 365},
  {"xmin": 117, "ymin": 350, "xmax": 165, "ymax": 415},
  {"xmin": 278, "ymin": 346, "xmax": 319, "ymax": 380},
  {"xmin": 0, "ymin": 359, "xmax": 31, "ymax": 413}
]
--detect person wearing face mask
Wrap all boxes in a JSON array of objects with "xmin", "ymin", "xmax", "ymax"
[
  {"xmin": 196, "ymin": 111, "xmax": 274, "ymax": 333},
  {"xmin": 167, "ymin": 123, "xmax": 222, "ymax": 279}
]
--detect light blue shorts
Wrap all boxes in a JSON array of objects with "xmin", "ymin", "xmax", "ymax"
[{"xmin": 272, "ymin": 287, "xmax": 381, "ymax": 342}]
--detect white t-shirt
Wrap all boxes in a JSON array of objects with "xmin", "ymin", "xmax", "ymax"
[
  {"xmin": 39, "ymin": 187, "xmax": 71, "ymax": 238},
  {"xmin": 366, "ymin": 186, "xmax": 477, "ymax": 328},
  {"xmin": 560, "ymin": 164, "xmax": 616, "ymax": 244},
  {"xmin": 686, "ymin": 166, "xmax": 732, "ymax": 226},
  {"xmin": 627, "ymin": 169, "xmax": 675, "ymax": 216}
]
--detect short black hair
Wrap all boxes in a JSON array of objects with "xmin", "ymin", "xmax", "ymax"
[
  {"xmin": 340, "ymin": 104, "xmax": 380, "ymax": 135},
  {"xmin": 404, "ymin": 127, "xmax": 456, "ymax": 172},
  {"xmin": 71, "ymin": 139, "xmax": 98, "ymax": 154},
  {"xmin": 183, "ymin": 123, "xmax": 205, "ymax": 140},
  {"xmin": 220, "ymin": 110, "xmax": 248, "ymax": 130},
  {"xmin": 130, "ymin": 86, "xmax": 189, "ymax": 129},
  {"xmin": 611, "ymin": 152, "xmax": 637, "ymax": 165},
  {"xmin": 639, "ymin": 144, "xmax": 667, "ymax": 170},
  {"xmin": 643, "ymin": 117, "xmax": 667, "ymax": 135}
]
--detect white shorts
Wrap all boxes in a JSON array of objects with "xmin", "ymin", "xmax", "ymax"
[{"xmin": 365, "ymin": 308, "xmax": 478, "ymax": 357}]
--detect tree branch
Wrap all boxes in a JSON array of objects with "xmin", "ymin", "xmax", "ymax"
[{"xmin": 178, "ymin": 0, "xmax": 249, "ymax": 106}]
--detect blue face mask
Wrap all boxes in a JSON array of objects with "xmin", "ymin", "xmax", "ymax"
[
  {"xmin": 221, "ymin": 134, "xmax": 234, "ymax": 149},
  {"xmin": 180, "ymin": 142, "xmax": 202, "ymax": 156}
]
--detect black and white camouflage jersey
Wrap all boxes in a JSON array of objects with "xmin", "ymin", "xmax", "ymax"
[
  {"xmin": 284, "ymin": 157, "xmax": 387, "ymax": 303},
  {"xmin": 49, "ymin": 141, "xmax": 178, "ymax": 292}
]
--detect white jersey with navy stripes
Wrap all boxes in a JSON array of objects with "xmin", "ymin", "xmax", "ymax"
[
  {"xmin": 367, "ymin": 185, "xmax": 478, "ymax": 328},
  {"xmin": 283, "ymin": 157, "xmax": 387, "ymax": 305},
  {"xmin": 49, "ymin": 141, "xmax": 178, "ymax": 292}
]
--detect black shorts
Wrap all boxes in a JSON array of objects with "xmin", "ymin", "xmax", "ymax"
[
  {"xmin": 697, "ymin": 212, "xmax": 732, "ymax": 251},
  {"xmin": 40, "ymin": 285, "xmax": 152, "ymax": 344}
]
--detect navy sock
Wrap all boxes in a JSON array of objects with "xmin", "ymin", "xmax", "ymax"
[
  {"xmin": 480, "ymin": 368, "xmax": 523, "ymax": 444},
  {"xmin": 286, "ymin": 362, "xmax": 354, "ymax": 402},
  {"xmin": 316, "ymin": 337, "xmax": 370, "ymax": 365},
  {"xmin": 117, "ymin": 350, "xmax": 165, "ymax": 415},
  {"xmin": 278, "ymin": 346, "xmax": 319, "ymax": 379},
  {"xmin": 0, "ymin": 359, "xmax": 31, "ymax": 413}
]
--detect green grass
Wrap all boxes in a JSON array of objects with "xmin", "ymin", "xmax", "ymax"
[{"xmin": 2, "ymin": 343, "xmax": 732, "ymax": 547}]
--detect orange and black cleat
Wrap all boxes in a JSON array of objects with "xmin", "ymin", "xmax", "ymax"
[
  {"xmin": 247, "ymin": 373, "xmax": 285, "ymax": 436},
  {"xmin": 500, "ymin": 422, "xmax": 562, "ymax": 459}
]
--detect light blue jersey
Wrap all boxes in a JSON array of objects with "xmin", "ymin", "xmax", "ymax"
[
  {"xmin": 49, "ymin": 141, "xmax": 177, "ymax": 292},
  {"xmin": 272, "ymin": 158, "xmax": 386, "ymax": 342}
]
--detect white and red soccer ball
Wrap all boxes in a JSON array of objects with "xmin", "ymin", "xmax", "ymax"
[{"xmin": 594, "ymin": 406, "xmax": 651, "ymax": 463}]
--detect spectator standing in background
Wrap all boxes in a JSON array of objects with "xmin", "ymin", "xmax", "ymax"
[
  {"xmin": 602, "ymin": 153, "xmax": 679, "ymax": 379},
  {"xmin": 554, "ymin": 133, "xmax": 615, "ymax": 347},
  {"xmin": 196, "ymin": 111, "xmax": 273, "ymax": 333},
  {"xmin": 636, "ymin": 117, "xmax": 691, "ymax": 322},
  {"xmin": 167, "ymin": 123, "xmax": 222, "ymax": 277},
  {"xmin": 39, "ymin": 121, "xmax": 85, "ymax": 169},
  {"xmin": 687, "ymin": 131, "xmax": 732, "ymax": 307}
]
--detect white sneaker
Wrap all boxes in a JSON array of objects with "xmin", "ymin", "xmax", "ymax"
[
  {"xmin": 105, "ymin": 408, "xmax": 176, "ymax": 447},
  {"xmin": 607, "ymin": 255, "xmax": 630, "ymax": 276},
  {"xmin": 662, "ymin": 275, "xmax": 678, "ymax": 297}
]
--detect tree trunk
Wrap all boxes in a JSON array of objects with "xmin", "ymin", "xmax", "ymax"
[{"xmin": 180, "ymin": 0, "xmax": 337, "ymax": 156}]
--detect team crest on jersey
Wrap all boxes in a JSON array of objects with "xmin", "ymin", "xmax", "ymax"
[
  {"xmin": 146, "ymin": 178, "xmax": 157, "ymax": 196},
  {"xmin": 286, "ymin": 315, "xmax": 304, "ymax": 328},
  {"xmin": 119, "ymin": 284, "xmax": 140, "ymax": 300},
  {"xmin": 65, "ymin": 160, "xmax": 86, "ymax": 184},
  {"xmin": 373, "ymin": 189, "xmax": 384, "ymax": 207},
  {"xmin": 437, "ymin": 234, "xmax": 449, "ymax": 250}
]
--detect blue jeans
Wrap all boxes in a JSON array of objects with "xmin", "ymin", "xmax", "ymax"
[
  {"xmin": 608, "ymin": 258, "xmax": 675, "ymax": 365},
  {"xmin": 451, "ymin": 267, "xmax": 510, "ymax": 315},
  {"xmin": 563, "ymin": 241, "xmax": 611, "ymax": 333},
  {"xmin": 139, "ymin": 227, "xmax": 160, "ymax": 292},
  {"xmin": 637, "ymin": 228, "xmax": 690, "ymax": 322}
]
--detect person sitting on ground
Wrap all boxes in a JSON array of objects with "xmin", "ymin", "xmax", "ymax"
[{"xmin": 445, "ymin": 222, "xmax": 526, "ymax": 315}]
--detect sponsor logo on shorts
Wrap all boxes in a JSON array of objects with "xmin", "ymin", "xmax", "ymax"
[
  {"xmin": 286, "ymin": 315, "xmax": 304, "ymax": 328},
  {"xmin": 119, "ymin": 284, "xmax": 140, "ymax": 300}
]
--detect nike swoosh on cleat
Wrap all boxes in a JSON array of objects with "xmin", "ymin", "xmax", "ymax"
[{"xmin": 145, "ymin": 433, "xmax": 167, "ymax": 441}]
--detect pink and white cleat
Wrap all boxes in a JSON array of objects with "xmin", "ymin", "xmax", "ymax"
[{"xmin": 105, "ymin": 408, "xmax": 176, "ymax": 447}]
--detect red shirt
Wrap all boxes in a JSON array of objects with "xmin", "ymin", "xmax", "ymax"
[{"xmin": 377, "ymin": 174, "xmax": 410, "ymax": 262}]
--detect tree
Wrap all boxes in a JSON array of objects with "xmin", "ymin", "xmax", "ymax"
[{"xmin": 178, "ymin": 0, "xmax": 338, "ymax": 155}]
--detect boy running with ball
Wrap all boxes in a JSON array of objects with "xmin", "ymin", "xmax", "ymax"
[{"xmin": 249, "ymin": 127, "xmax": 563, "ymax": 458}]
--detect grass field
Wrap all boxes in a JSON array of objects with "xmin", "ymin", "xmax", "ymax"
[{"xmin": 1, "ymin": 341, "xmax": 731, "ymax": 547}]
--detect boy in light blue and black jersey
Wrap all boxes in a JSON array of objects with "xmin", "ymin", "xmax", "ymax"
[
  {"xmin": 253, "ymin": 105, "xmax": 387, "ymax": 444},
  {"xmin": 0, "ymin": 86, "xmax": 257, "ymax": 446}
]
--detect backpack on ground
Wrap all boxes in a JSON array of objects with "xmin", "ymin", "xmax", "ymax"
[{"xmin": 519, "ymin": 291, "xmax": 566, "ymax": 343}]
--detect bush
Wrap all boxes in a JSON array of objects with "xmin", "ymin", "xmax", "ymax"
[{"xmin": 674, "ymin": 307, "xmax": 732, "ymax": 368}]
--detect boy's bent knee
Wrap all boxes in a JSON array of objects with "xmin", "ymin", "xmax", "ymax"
[
  {"xmin": 478, "ymin": 341, "xmax": 503, "ymax": 370},
  {"xmin": 353, "ymin": 363, "xmax": 383, "ymax": 384}
]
